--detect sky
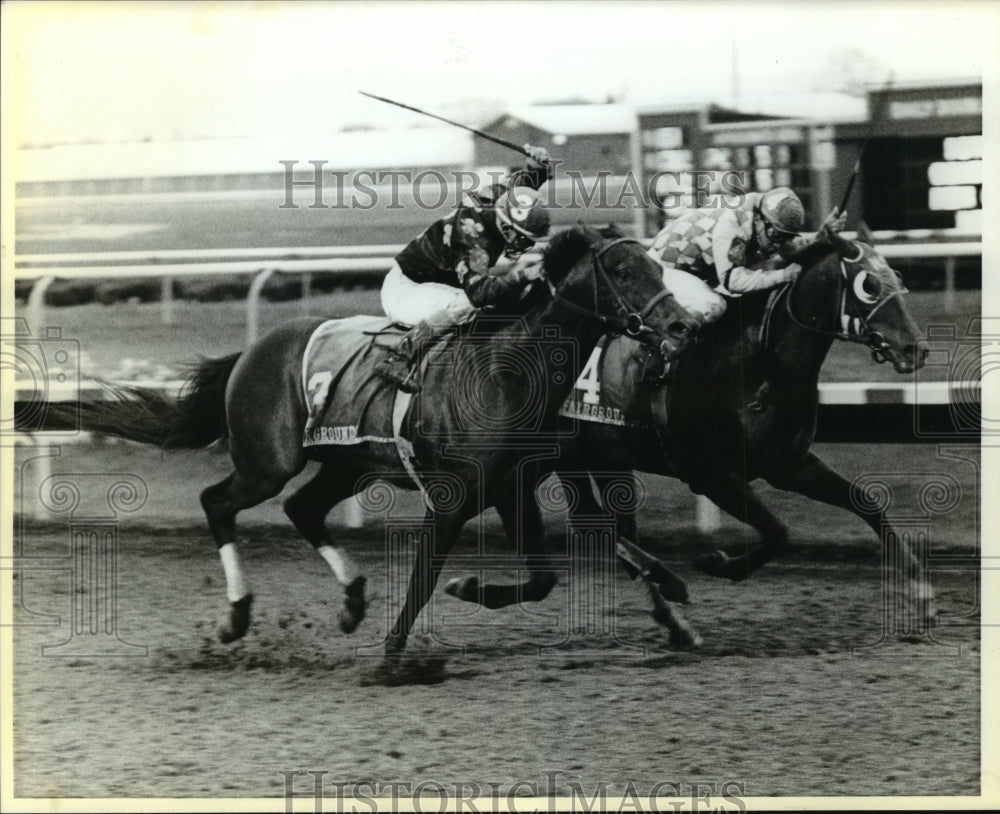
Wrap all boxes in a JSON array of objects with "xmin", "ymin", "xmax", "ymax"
[{"xmin": 4, "ymin": 1, "xmax": 995, "ymax": 147}]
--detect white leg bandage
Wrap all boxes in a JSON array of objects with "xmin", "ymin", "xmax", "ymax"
[
  {"xmin": 661, "ymin": 266, "xmax": 727, "ymax": 323},
  {"xmin": 219, "ymin": 543, "xmax": 250, "ymax": 602},
  {"xmin": 318, "ymin": 545, "xmax": 359, "ymax": 586}
]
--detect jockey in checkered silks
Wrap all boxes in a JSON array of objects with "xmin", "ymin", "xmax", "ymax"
[
  {"xmin": 375, "ymin": 145, "xmax": 553, "ymax": 393},
  {"xmin": 647, "ymin": 187, "xmax": 847, "ymax": 329}
]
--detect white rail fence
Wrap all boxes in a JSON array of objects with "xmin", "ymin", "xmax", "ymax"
[
  {"xmin": 13, "ymin": 234, "xmax": 982, "ymax": 530},
  {"xmin": 15, "ymin": 232, "xmax": 981, "ymax": 343}
]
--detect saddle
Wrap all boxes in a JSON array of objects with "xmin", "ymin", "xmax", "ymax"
[{"xmin": 301, "ymin": 316, "xmax": 409, "ymax": 447}]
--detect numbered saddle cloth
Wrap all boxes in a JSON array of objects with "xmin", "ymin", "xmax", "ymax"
[
  {"xmin": 301, "ymin": 316, "xmax": 405, "ymax": 447},
  {"xmin": 559, "ymin": 336, "xmax": 654, "ymax": 428}
]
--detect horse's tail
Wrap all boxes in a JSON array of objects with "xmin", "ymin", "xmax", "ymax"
[{"xmin": 21, "ymin": 353, "xmax": 242, "ymax": 449}]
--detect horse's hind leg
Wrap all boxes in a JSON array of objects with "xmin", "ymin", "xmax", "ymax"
[
  {"xmin": 202, "ymin": 464, "xmax": 303, "ymax": 643},
  {"xmin": 445, "ymin": 469, "xmax": 557, "ymax": 609},
  {"xmin": 283, "ymin": 461, "xmax": 367, "ymax": 633},
  {"xmin": 690, "ymin": 472, "xmax": 789, "ymax": 581}
]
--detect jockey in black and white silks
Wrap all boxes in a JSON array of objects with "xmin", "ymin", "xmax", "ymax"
[{"xmin": 375, "ymin": 145, "xmax": 553, "ymax": 393}]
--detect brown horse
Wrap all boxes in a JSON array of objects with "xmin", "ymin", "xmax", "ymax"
[
  {"xmin": 446, "ymin": 225, "xmax": 933, "ymax": 639},
  {"xmin": 25, "ymin": 226, "xmax": 700, "ymax": 662}
]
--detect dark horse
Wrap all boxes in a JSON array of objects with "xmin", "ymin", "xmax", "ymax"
[
  {"xmin": 445, "ymin": 224, "xmax": 932, "ymax": 639},
  {"xmin": 28, "ymin": 226, "xmax": 700, "ymax": 662}
]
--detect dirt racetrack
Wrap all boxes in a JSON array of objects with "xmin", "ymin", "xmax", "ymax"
[{"xmin": 12, "ymin": 506, "xmax": 980, "ymax": 802}]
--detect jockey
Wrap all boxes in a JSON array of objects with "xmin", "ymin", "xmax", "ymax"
[
  {"xmin": 647, "ymin": 187, "xmax": 845, "ymax": 407},
  {"xmin": 375, "ymin": 145, "xmax": 553, "ymax": 392},
  {"xmin": 648, "ymin": 187, "xmax": 847, "ymax": 326}
]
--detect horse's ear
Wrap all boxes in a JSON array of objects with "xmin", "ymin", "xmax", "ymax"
[{"xmin": 856, "ymin": 220, "xmax": 876, "ymax": 245}]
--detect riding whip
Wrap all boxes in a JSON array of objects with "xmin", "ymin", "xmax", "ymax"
[
  {"xmin": 837, "ymin": 72, "xmax": 895, "ymax": 213},
  {"xmin": 359, "ymin": 91, "xmax": 534, "ymax": 159}
]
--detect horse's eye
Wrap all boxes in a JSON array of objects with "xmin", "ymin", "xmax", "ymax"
[
  {"xmin": 853, "ymin": 270, "xmax": 881, "ymax": 305},
  {"xmin": 611, "ymin": 265, "xmax": 631, "ymax": 279}
]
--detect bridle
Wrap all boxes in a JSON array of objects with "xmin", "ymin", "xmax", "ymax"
[
  {"xmin": 781, "ymin": 242, "xmax": 908, "ymax": 364},
  {"xmin": 545, "ymin": 237, "xmax": 679, "ymax": 340}
]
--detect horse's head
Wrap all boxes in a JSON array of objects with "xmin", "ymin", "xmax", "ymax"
[
  {"xmin": 791, "ymin": 224, "xmax": 926, "ymax": 374},
  {"xmin": 543, "ymin": 225, "xmax": 699, "ymax": 361}
]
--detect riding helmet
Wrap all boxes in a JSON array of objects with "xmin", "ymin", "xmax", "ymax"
[
  {"xmin": 495, "ymin": 188, "xmax": 551, "ymax": 244},
  {"xmin": 760, "ymin": 187, "xmax": 805, "ymax": 235}
]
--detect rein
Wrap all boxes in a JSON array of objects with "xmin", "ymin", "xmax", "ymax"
[
  {"xmin": 778, "ymin": 249, "xmax": 907, "ymax": 364},
  {"xmin": 545, "ymin": 237, "xmax": 675, "ymax": 339}
]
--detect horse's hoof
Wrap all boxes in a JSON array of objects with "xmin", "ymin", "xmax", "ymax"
[
  {"xmin": 383, "ymin": 633, "xmax": 408, "ymax": 665},
  {"xmin": 669, "ymin": 624, "xmax": 703, "ymax": 650},
  {"xmin": 219, "ymin": 593, "xmax": 253, "ymax": 644},
  {"xmin": 338, "ymin": 576, "xmax": 367, "ymax": 634},
  {"xmin": 693, "ymin": 550, "xmax": 729, "ymax": 578},
  {"xmin": 444, "ymin": 575, "xmax": 479, "ymax": 603},
  {"xmin": 651, "ymin": 604, "xmax": 702, "ymax": 649}
]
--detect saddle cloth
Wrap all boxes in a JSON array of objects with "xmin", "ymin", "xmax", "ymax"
[
  {"xmin": 559, "ymin": 336, "xmax": 654, "ymax": 428},
  {"xmin": 301, "ymin": 316, "xmax": 406, "ymax": 447},
  {"xmin": 557, "ymin": 265, "xmax": 722, "ymax": 428},
  {"xmin": 302, "ymin": 316, "xmax": 663, "ymax": 444}
]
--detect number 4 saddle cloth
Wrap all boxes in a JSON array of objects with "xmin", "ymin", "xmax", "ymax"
[
  {"xmin": 557, "ymin": 265, "xmax": 718, "ymax": 428},
  {"xmin": 301, "ymin": 316, "xmax": 409, "ymax": 447},
  {"xmin": 559, "ymin": 335, "xmax": 667, "ymax": 429}
]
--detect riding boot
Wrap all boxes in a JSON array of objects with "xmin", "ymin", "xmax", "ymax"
[{"xmin": 374, "ymin": 321, "xmax": 437, "ymax": 393}]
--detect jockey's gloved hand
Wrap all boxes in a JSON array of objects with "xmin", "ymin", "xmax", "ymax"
[
  {"xmin": 523, "ymin": 144, "xmax": 551, "ymax": 171},
  {"xmin": 515, "ymin": 257, "xmax": 546, "ymax": 283},
  {"xmin": 782, "ymin": 262, "xmax": 803, "ymax": 281}
]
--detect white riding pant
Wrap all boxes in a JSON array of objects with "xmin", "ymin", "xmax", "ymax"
[
  {"xmin": 658, "ymin": 264, "xmax": 727, "ymax": 325},
  {"xmin": 380, "ymin": 263, "xmax": 476, "ymax": 328}
]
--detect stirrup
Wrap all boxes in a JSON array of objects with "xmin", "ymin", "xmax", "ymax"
[
  {"xmin": 375, "ymin": 355, "xmax": 420, "ymax": 393},
  {"xmin": 747, "ymin": 381, "xmax": 771, "ymax": 413},
  {"xmin": 395, "ymin": 371, "xmax": 420, "ymax": 394}
]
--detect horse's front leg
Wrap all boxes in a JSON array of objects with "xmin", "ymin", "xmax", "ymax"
[
  {"xmin": 385, "ymin": 509, "xmax": 462, "ymax": 661},
  {"xmin": 445, "ymin": 471, "xmax": 557, "ymax": 608},
  {"xmin": 764, "ymin": 452, "xmax": 935, "ymax": 625},
  {"xmin": 690, "ymin": 470, "xmax": 790, "ymax": 581}
]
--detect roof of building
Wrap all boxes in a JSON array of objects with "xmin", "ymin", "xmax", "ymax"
[
  {"xmin": 738, "ymin": 92, "xmax": 867, "ymax": 122},
  {"xmin": 865, "ymin": 76, "xmax": 982, "ymax": 92},
  {"xmin": 639, "ymin": 92, "xmax": 866, "ymax": 124},
  {"xmin": 489, "ymin": 104, "xmax": 635, "ymax": 136}
]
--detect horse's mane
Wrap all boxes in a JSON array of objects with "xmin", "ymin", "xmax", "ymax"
[
  {"xmin": 542, "ymin": 224, "xmax": 603, "ymax": 282},
  {"xmin": 786, "ymin": 238, "xmax": 838, "ymax": 270}
]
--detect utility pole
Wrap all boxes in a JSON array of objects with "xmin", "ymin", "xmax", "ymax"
[{"xmin": 731, "ymin": 32, "xmax": 741, "ymax": 110}]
